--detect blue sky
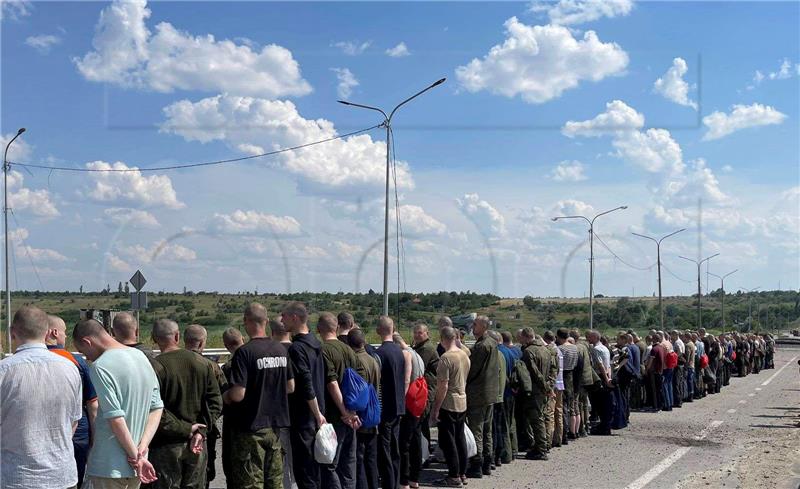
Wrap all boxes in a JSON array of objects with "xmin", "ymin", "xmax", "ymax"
[{"xmin": 1, "ymin": 0, "xmax": 798, "ymax": 298}]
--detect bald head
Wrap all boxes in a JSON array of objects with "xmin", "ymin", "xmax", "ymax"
[
  {"xmin": 73, "ymin": 319, "xmax": 108, "ymax": 343},
  {"xmin": 222, "ymin": 327, "xmax": 244, "ymax": 354},
  {"xmin": 112, "ymin": 312, "xmax": 139, "ymax": 343},
  {"xmin": 184, "ymin": 324, "xmax": 207, "ymax": 351},
  {"xmin": 46, "ymin": 315, "xmax": 68, "ymax": 347},
  {"xmin": 11, "ymin": 306, "xmax": 49, "ymax": 344},
  {"xmin": 317, "ymin": 312, "xmax": 339, "ymax": 338},
  {"xmin": 152, "ymin": 318, "xmax": 180, "ymax": 345},
  {"xmin": 377, "ymin": 316, "xmax": 394, "ymax": 338},
  {"xmin": 73, "ymin": 319, "xmax": 118, "ymax": 361},
  {"xmin": 437, "ymin": 316, "xmax": 453, "ymax": 330}
]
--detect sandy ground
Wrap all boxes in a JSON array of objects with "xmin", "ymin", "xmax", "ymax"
[{"xmin": 210, "ymin": 347, "xmax": 800, "ymax": 489}]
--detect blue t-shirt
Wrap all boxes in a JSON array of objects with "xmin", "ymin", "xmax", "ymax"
[
  {"xmin": 498, "ymin": 344, "xmax": 521, "ymax": 398},
  {"xmin": 624, "ymin": 344, "xmax": 641, "ymax": 378},
  {"xmin": 48, "ymin": 345, "xmax": 97, "ymax": 441},
  {"xmin": 86, "ymin": 347, "xmax": 163, "ymax": 479}
]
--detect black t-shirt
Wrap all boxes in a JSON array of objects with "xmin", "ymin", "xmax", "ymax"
[
  {"xmin": 377, "ymin": 341, "xmax": 407, "ymax": 421},
  {"xmin": 230, "ymin": 337, "xmax": 294, "ymax": 431}
]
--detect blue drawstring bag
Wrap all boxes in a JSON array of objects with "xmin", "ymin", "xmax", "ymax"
[
  {"xmin": 341, "ymin": 367, "xmax": 370, "ymax": 412},
  {"xmin": 359, "ymin": 385, "xmax": 381, "ymax": 429}
]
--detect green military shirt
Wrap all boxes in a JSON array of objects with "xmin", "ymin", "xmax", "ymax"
[
  {"xmin": 466, "ymin": 334, "xmax": 500, "ymax": 407},
  {"xmin": 152, "ymin": 349, "xmax": 223, "ymax": 445},
  {"xmin": 496, "ymin": 347, "xmax": 507, "ymax": 404},
  {"xmin": 576, "ymin": 340, "xmax": 600, "ymax": 386},
  {"xmin": 321, "ymin": 338, "xmax": 365, "ymax": 423},
  {"xmin": 522, "ymin": 337, "xmax": 554, "ymax": 396},
  {"xmin": 353, "ymin": 347, "xmax": 381, "ymax": 434}
]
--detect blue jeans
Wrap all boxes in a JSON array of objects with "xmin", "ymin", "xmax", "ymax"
[
  {"xmin": 685, "ymin": 369, "xmax": 695, "ymax": 401},
  {"xmin": 662, "ymin": 369, "xmax": 674, "ymax": 410}
]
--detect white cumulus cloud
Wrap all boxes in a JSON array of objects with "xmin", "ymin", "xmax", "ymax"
[
  {"xmin": 702, "ymin": 103, "xmax": 787, "ymax": 141},
  {"xmin": 25, "ymin": 34, "xmax": 62, "ymax": 54},
  {"xmin": 530, "ymin": 0, "xmax": 634, "ymax": 25},
  {"xmin": 332, "ymin": 40, "xmax": 371, "ymax": 56},
  {"xmin": 550, "ymin": 160, "xmax": 587, "ymax": 181},
  {"xmin": 83, "ymin": 161, "xmax": 185, "ymax": 209},
  {"xmin": 562, "ymin": 99, "xmax": 644, "ymax": 137},
  {"xmin": 161, "ymin": 94, "xmax": 413, "ymax": 200},
  {"xmin": 455, "ymin": 17, "xmax": 628, "ymax": 104},
  {"xmin": 101, "ymin": 208, "xmax": 160, "ymax": 229},
  {"xmin": 385, "ymin": 42, "xmax": 411, "ymax": 57},
  {"xmin": 653, "ymin": 57, "xmax": 697, "ymax": 110},
  {"xmin": 9, "ymin": 227, "xmax": 69, "ymax": 263},
  {"xmin": 1, "ymin": 0, "xmax": 32, "ymax": 21},
  {"xmin": 6, "ymin": 170, "xmax": 59, "ymax": 218},
  {"xmin": 75, "ymin": 0, "xmax": 311, "ymax": 98},
  {"xmin": 456, "ymin": 193, "xmax": 507, "ymax": 236},
  {"xmin": 208, "ymin": 210, "xmax": 303, "ymax": 236},
  {"xmin": 389, "ymin": 205, "xmax": 447, "ymax": 237},
  {"xmin": 331, "ymin": 67, "xmax": 359, "ymax": 99}
]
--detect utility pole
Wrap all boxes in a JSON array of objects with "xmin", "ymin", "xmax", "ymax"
[
  {"xmin": 553, "ymin": 205, "xmax": 628, "ymax": 329},
  {"xmin": 679, "ymin": 253, "xmax": 719, "ymax": 330},
  {"xmin": 632, "ymin": 228, "xmax": 685, "ymax": 331},
  {"xmin": 4, "ymin": 128, "xmax": 25, "ymax": 354},
  {"xmin": 709, "ymin": 269, "xmax": 737, "ymax": 329},
  {"xmin": 338, "ymin": 78, "xmax": 446, "ymax": 317},
  {"xmin": 739, "ymin": 286, "xmax": 761, "ymax": 332}
]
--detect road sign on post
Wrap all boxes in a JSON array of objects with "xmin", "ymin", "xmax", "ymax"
[
  {"xmin": 130, "ymin": 270, "xmax": 147, "ymax": 292},
  {"xmin": 130, "ymin": 270, "xmax": 148, "ymax": 312}
]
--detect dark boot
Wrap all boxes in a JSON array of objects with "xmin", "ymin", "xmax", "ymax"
[{"xmin": 465, "ymin": 460, "xmax": 483, "ymax": 479}]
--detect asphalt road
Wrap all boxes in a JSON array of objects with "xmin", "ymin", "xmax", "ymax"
[{"xmin": 211, "ymin": 346, "xmax": 800, "ymax": 489}]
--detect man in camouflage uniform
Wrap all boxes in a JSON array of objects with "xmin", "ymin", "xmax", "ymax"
[
  {"xmin": 520, "ymin": 327, "xmax": 556, "ymax": 461},
  {"xmin": 411, "ymin": 323, "xmax": 439, "ymax": 462},
  {"xmin": 184, "ymin": 324, "xmax": 228, "ymax": 489},
  {"xmin": 465, "ymin": 316, "xmax": 500, "ymax": 478},
  {"xmin": 570, "ymin": 330, "xmax": 598, "ymax": 437}
]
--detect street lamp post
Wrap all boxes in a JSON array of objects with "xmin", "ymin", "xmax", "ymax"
[
  {"xmin": 739, "ymin": 286, "xmax": 761, "ymax": 331},
  {"xmin": 708, "ymin": 269, "xmax": 737, "ymax": 330},
  {"xmin": 632, "ymin": 228, "xmax": 685, "ymax": 331},
  {"xmin": 552, "ymin": 205, "xmax": 628, "ymax": 329},
  {"xmin": 4, "ymin": 127, "xmax": 25, "ymax": 354},
  {"xmin": 339, "ymin": 78, "xmax": 446, "ymax": 317},
  {"xmin": 678, "ymin": 253, "xmax": 720, "ymax": 330}
]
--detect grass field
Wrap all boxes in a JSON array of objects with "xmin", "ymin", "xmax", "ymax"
[{"xmin": 4, "ymin": 289, "xmax": 798, "ymax": 351}]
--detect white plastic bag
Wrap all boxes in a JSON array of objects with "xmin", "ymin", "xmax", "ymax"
[
  {"xmin": 314, "ymin": 423, "xmax": 338, "ymax": 464},
  {"xmin": 464, "ymin": 424, "xmax": 477, "ymax": 459}
]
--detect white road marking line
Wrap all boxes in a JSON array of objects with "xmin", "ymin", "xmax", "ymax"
[
  {"xmin": 727, "ymin": 408, "xmax": 737, "ymax": 414},
  {"xmin": 748, "ymin": 393, "xmax": 755, "ymax": 397},
  {"xmin": 761, "ymin": 356, "xmax": 799, "ymax": 386},
  {"xmin": 624, "ymin": 420, "xmax": 723, "ymax": 489},
  {"xmin": 738, "ymin": 399, "xmax": 747, "ymax": 405},
  {"xmin": 623, "ymin": 447, "xmax": 692, "ymax": 489}
]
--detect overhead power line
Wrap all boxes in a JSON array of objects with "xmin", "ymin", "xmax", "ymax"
[
  {"xmin": 661, "ymin": 263, "xmax": 695, "ymax": 284},
  {"xmin": 8, "ymin": 124, "xmax": 382, "ymax": 173},
  {"xmin": 592, "ymin": 231, "xmax": 655, "ymax": 271}
]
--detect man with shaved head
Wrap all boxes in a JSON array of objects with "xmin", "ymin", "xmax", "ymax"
[
  {"xmin": 113, "ymin": 311, "xmax": 156, "ymax": 359},
  {"xmin": 46, "ymin": 314, "xmax": 99, "ymax": 488},
  {"xmin": 282, "ymin": 301, "xmax": 327, "ymax": 489},
  {"xmin": 412, "ymin": 322, "xmax": 439, "ymax": 462},
  {"xmin": 375, "ymin": 316, "xmax": 407, "ymax": 489},
  {"xmin": 1, "ymin": 306, "xmax": 82, "ymax": 489},
  {"xmin": 149, "ymin": 319, "xmax": 222, "ymax": 489},
  {"xmin": 465, "ymin": 316, "xmax": 500, "ymax": 478},
  {"xmin": 73, "ymin": 318, "xmax": 163, "ymax": 486},
  {"xmin": 184, "ymin": 324, "xmax": 227, "ymax": 489},
  {"xmin": 318, "ymin": 312, "xmax": 363, "ymax": 488}
]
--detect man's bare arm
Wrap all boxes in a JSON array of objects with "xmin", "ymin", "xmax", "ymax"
[
  {"xmin": 137, "ymin": 408, "xmax": 163, "ymax": 455},
  {"xmin": 108, "ymin": 417, "xmax": 139, "ymax": 460}
]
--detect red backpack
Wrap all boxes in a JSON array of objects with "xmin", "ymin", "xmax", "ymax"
[
  {"xmin": 405, "ymin": 377, "xmax": 428, "ymax": 418},
  {"xmin": 699, "ymin": 354, "xmax": 709, "ymax": 369},
  {"xmin": 666, "ymin": 351, "xmax": 679, "ymax": 369}
]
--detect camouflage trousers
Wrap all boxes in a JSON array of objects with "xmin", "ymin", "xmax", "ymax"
[
  {"xmin": 145, "ymin": 441, "xmax": 207, "ymax": 489},
  {"xmin": 520, "ymin": 393, "xmax": 548, "ymax": 457},
  {"xmin": 226, "ymin": 426, "xmax": 284, "ymax": 489}
]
